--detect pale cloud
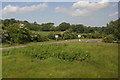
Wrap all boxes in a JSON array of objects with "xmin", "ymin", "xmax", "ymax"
[
  {"xmin": 55, "ymin": 7, "xmax": 72, "ymax": 15},
  {"xmin": 55, "ymin": 0, "xmax": 109, "ymax": 17},
  {"xmin": 55, "ymin": 7, "xmax": 68, "ymax": 13},
  {"xmin": 72, "ymin": 0, "xmax": 108, "ymax": 9},
  {"xmin": 1, "ymin": 3, "xmax": 47, "ymax": 14},
  {"xmin": 108, "ymin": 12, "xmax": 118, "ymax": 17},
  {"xmin": 112, "ymin": 3, "xmax": 118, "ymax": 7}
]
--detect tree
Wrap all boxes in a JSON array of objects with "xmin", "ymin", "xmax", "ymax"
[
  {"xmin": 3, "ymin": 18, "xmax": 17, "ymax": 26},
  {"xmin": 71, "ymin": 24, "xmax": 86, "ymax": 33},
  {"xmin": 41, "ymin": 23, "xmax": 54, "ymax": 31},
  {"xmin": 62, "ymin": 29, "xmax": 77, "ymax": 40},
  {"xmin": 2, "ymin": 23, "xmax": 31, "ymax": 44},
  {"xmin": 104, "ymin": 18, "xmax": 120, "ymax": 40},
  {"xmin": 58, "ymin": 22, "xmax": 71, "ymax": 31}
]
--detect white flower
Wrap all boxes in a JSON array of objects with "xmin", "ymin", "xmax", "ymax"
[
  {"xmin": 55, "ymin": 35, "xmax": 59, "ymax": 38},
  {"xmin": 34, "ymin": 35, "xmax": 37, "ymax": 37},
  {"xmin": 25, "ymin": 28, "xmax": 27, "ymax": 30},
  {"xmin": 19, "ymin": 23, "xmax": 25, "ymax": 28},
  {"xmin": 20, "ymin": 26, "xmax": 24, "ymax": 28}
]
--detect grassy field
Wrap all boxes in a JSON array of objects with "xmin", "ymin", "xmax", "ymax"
[
  {"xmin": 2, "ymin": 42, "xmax": 118, "ymax": 78},
  {"xmin": 1, "ymin": 39, "xmax": 102, "ymax": 48}
]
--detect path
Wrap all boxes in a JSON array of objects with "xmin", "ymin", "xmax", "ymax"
[{"xmin": 0, "ymin": 39, "xmax": 102, "ymax": 50}]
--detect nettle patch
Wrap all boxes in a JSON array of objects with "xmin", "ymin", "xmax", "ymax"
[
  {"xmin": 32, "ymin": 50, "xmax": 90, "ymax": 62},
  {"xmin": 3, "ymin": 44, "xmax": 90, "ymax": 62}
]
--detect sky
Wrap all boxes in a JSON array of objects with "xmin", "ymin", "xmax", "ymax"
[{"xmin": 0, "ymin": 0, "xmax": 119, "ymax": 27}]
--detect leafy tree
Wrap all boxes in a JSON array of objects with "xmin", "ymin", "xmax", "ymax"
[
  {"xmin": 71, "ymin": 24, "xmax": 87, "ymax": 33},
  {"xmin": 104, "ymin": 18, "xmax": 120, "ymax": 40},
  {"xmin": 2, "ymin": 23, "xmax": 31, "ymax": 44},
  {"xmin": 41, "ymin": 23, "xmax": 54, "ymax": 31},
  {"xmin": 62, "ymin": 29, "xmax": 77, "ymax": 40},
  {"xmin": 3, "ymin": 18, "xmax": 18, "ymax": 26},
  {"xmin": 102, "ymin": 34, "xmax": 116, "ymax": 43},
  {"xmin": 58, "ymin": 22, "xmax": 71, "ymax": 31}
]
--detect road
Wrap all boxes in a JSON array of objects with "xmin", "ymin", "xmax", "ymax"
[{"xmin": 0, "ymin": 39, "xmax": 102, "ymax": 50}]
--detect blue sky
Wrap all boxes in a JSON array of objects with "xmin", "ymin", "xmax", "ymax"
[{"xmin": 1, "ymin": 1, "xmax": 118, "ymax": 27}]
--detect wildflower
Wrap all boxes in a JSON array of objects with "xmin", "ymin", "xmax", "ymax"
[{"xmin": 19, "ymin": 23, "xmax": 25, "ymax": 28}]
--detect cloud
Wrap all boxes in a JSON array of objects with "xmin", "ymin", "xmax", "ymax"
[
  {"xmin": 2, "ymin": 3, "xmax": 47, "ymax": 14},
  {"xmin": 112, "ymin": 3, "xmax": 118, "ymax": 7},
  {"xmin": 55, "ymin": 0, "xmax": 109, "ymax": 17},
  {"xmin": 108, "ymin": 12, "xmax": 118, "ymax": 17},
  {"xmin": 72, "ymin": 0, "xmax": 108, "ymax": 9},
  {"xmin": 55, "ymin": 7, "xmax": 71, "ymax": 15},
  {"xmin": 55, "ymin": 7, "xmax": 68, "ymax": 13}
]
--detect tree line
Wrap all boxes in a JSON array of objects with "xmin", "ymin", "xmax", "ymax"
[{"xmin": 0, "ymin": 18, "xmax": 119, "ymax": 44}]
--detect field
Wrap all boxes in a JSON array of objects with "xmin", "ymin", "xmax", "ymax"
[{"xmin": 2, "ymin": 42, "xmax": 118, "ymax": 78}]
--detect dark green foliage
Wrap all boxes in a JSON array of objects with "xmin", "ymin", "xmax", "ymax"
[
  {"xmin": 47, "ymin": 32, "xmax": 62, "ymax": 40},
  {"xmin": 105, "ymin": 18, "xmax": 120, "ymax": 40},
  {"xmin": 102, "ymin": 18, "xmax": 120, "ymax": 42},
  {"xmin": 29, "ymin": 23, "xmax": 42, "ymax": 31},
  {"xmin": 55, "ymin": 50, "xmax": 90, "ymax": 61},
  {"xmin": 71, "ymin": 24, "xmax": 86, "ymax": 33},
  {"xmin": 3, "ymin": 43, "xmax": 90, "ymax": 62},
  {"xmin": 41, "ymin": 23, "xmax": 54, "ymax": 31},
  {"xmin": 1, "ymin": 18, "xmax": 119, "ymax": 44},
  {"xmin": 30, "ymin": 32, "xmax": 48, "ymax": 42},
  {"xmin": 47, "ymin": 32, "xmax": 56, "ymax": 40},
  {"xmin": 2, "ymin": 18, "xmax": 18, "ymax": 26},
  {"xmin": 82, "ymin": 33, "xmax": 103, "ymax": 39},
  {"xmin": 2, "ymin": 23, "xmax": 31, "ymax": 44},
  {"xmin": 62, "ymin": 29, "xmax": 77, "ymax": 40},
  {"xmin": 58, "ymin": 22, "xmax": 71, "ymax": 31},
  {"xmin": 102, "ymin": 34, "xmax": 116, "ymax": 43}
]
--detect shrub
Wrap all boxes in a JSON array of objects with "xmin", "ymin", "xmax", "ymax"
[
  {"xmin": 2, "ymin": 23, "xmax": 49, "ymax": 44},
  {"xmin": 102, "ymin": 34, "xmax": 116, "ymax": 43},
  {"xmin": 47, "ymin": 32, "xmax": 62, "ymax": 40},
  {"xmin": 3, "ymin": 44, "xmax": 90, "ymax": 62},
  {"xmin": 2, "ymin": 23, "xmax": 32, "ymax": 44},
  {"xmin": 81, "ymin": 33, "xmax": 103, "ymax": 39},
  {"xmin": 62, "ymin": 30, "xmax": 77, "ymax": 40},
  {"xmin": 30, "ymin": 32, "xmax": 48, "ymax": 42},
  {"xmin": 47, "ymin": 32, "xmax": 55, "ymax": 40}
]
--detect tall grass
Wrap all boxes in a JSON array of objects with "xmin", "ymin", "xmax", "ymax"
[
  {"xmin": 3, "ymin": 43, "xmax": 90, "ymax": 62},
  {"xmin": 2, "ymin": 42, "xmax": 118, "ymax": 78}
]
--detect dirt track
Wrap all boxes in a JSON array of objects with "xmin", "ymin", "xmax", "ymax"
[{"xmin": 0, "ymin": 39, "xmax": 102, "ymax": 50}]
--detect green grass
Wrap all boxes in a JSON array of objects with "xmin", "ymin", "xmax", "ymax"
[
  {"xmin": 2, "ymin": 42, "xmax": 118, "ymax": 78},
  {"xmin": 1, "ymin": 39, "xmax": 102, "ymax": 48},
  {"xmin": 31, "ymin": 31, "xmax": 63, "ymax": 36},
  {"xmin": 31, "ymin": 31, "xmax": 51, "ymax": 36}
]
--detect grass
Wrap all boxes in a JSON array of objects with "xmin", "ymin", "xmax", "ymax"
[
  {"xmin": 31, "ymin": 31, "xmax": 63, "ymax": 36},
  {"xmin": 1, "ymin": 39, "xmax": 102, "ymax": 48},
  {"xmin": 31, "ymin": 31, "xmax": 51, "ymax": 36},
  {"xmin": 2, "ymin": 42, "xmax": 118, "ymax": 78}
]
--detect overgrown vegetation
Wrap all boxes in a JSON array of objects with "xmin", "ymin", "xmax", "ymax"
[
  {"xmin": 2, "ymin": 42, "xmax": 118, "ymax": 78},
  {"xmin": 0, "ymin": 18, "xmax": 120, "ymax": 44},
  {"xmin": 1, "ymin": 18, "xmax": 118, "ymax": 78},
  {"xmin": 3, "ymin": 43, "xmax": 90, "ymax": 62}
]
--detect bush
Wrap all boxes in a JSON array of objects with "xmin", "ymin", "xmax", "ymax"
[
  {"xmin": 2, "ymin": 23, "xmax": 32, "ymax": 44},
  {"xmin": 3, "ymin": 44, "xmax": 90, "ymax": 62},
  {"xmin": 30, "ymin": 32, "xmax": 48, "ymax": 42},
  {"xmin": 47, "ymin": 32, "xmax": 63, "ymax": 40},
  {"xmin": 2, "ymin": 23, "xmax": 49, "ymax": 44},
  {"xmin": 62, "ymin": 30, "xmax": 77, "ymax": 40},
  {"xmin": 47, "ymin": 32, "xmax": 55, "ymax": 40},
  {"xmin": 102, "ymin": 35, "xmax": 116, "ymax": 43},
  {"xmin": 82, "ymin": 33, "xmax": 103, "ymax": 39}
]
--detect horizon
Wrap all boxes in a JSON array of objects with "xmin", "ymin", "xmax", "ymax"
[
  {"xmin": 0, "ymin": 1, "xmax": 118, "ymax": 27},
  {"xmin": 1, "ymin": 18, "xmax": 118, "ymax": 27}
]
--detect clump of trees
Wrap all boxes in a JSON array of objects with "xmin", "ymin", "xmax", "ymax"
[
  {"xmin": 102, "ymin": 18, "xmax": 120, "ymax": 42},
  {"xmin": 0, "ymin": 18, "xmax": 119, "ymax": 44}
]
